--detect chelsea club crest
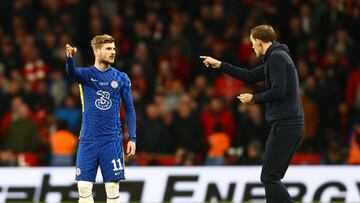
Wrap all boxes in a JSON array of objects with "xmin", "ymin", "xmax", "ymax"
[{"xmin": 111, "ymin": 81, "xmax": 118, "ymax": 88}]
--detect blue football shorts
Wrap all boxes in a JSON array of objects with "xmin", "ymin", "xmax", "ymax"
[{"xmin": 75, "ymin": 138, "xmax": 125, "ymax": 182}]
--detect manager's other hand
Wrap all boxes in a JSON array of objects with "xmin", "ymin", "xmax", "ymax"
[{"xmin": 238, "ymin": 93, "xmax": 254, "ymax": 104}]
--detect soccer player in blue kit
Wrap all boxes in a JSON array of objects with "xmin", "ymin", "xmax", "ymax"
[{"xmin": 65, "ymin": 34, "xmax": 136, "ymax": 203}]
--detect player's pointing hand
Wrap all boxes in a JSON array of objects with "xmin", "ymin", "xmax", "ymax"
[
  {"xmin": 65, "ymin": 44, "xmax": 77, "ymax": 58},
  {"xmin": 199, "ymin": 56, "xmax": 221, "ymax": 69}
]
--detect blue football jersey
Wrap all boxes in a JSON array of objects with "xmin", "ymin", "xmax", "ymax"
[{"xmin": 66, "ymin": 58, "xmax": 136, "ymax": 142}]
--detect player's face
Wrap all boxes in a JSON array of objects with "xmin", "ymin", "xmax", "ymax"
[
  {"xmin": 250, "ymin": 35, "xmax": 263, "ymax": 58},
  {"xmin": 97, "ymin": 42, "xmax": 116, "ymax": 64}
]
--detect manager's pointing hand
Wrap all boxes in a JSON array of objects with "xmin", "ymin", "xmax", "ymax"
[{"xmin": 200, "ymin": 56, "xmax": 221, "ymax": 69}]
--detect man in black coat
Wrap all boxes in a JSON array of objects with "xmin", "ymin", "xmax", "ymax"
[{"xmin": 200, "ymin": 25, "xmax": 304, "ymax": 203}]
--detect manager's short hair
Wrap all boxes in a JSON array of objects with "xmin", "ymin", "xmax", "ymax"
[{"xmin": 250, "ymin": 25, "xmax": 276, "ymax": 43}]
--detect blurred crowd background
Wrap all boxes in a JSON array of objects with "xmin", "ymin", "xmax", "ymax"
[{"xmin": 0, "ymin": 0, "xmax": 359, "ymax": 167}]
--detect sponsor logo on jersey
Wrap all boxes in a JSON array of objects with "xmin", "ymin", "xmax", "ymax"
[
  {"xmin": 95, "ymin": 90, "xmax": 112, "ymax": 110},
  {"xmin": 99, "ymin": 82, "xmax": 109, "ymax": 86}
]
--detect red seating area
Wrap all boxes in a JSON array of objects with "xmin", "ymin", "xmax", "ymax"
[{"xmin": 291, "ymin": 153, "xmax": 322, "ymax": 165}]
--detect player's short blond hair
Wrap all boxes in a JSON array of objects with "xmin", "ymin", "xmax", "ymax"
[{"xmin": 90, "ymin": 34, "xmax": 114, "ymax": 50}]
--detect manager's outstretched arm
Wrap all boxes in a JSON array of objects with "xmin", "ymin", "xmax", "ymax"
[{"xmin": 200, "ymin": 56, "xmax": 265, "ymax": 83}]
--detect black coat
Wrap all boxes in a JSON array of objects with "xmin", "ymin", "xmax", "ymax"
[{"xmin": 220, "ymin": 42, "xmax": 304, "ymax": 125}]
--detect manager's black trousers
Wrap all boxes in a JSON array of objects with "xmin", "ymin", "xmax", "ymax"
[{"xmin": 261, "ymin": 123, "xmax": 304, "ymax": 203}]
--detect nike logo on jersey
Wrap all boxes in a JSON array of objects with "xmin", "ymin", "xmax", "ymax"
[
  {"xmin": 115, "ymin": 171, "xmax": 121, "ymax": 175},
  {"xmin": 91, "ymin": 77, "xmax": 109, "ymax": 86}
]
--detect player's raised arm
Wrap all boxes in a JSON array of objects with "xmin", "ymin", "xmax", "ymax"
[
  {"xmin": 65, "ymin": 44, "xmax": 77, "ymax": 77},
  {"xmin": 65, "ymin": 44, "xmax": 86, "ymax": 83}
]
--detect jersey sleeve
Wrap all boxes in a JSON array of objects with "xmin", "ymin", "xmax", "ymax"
[
  {"xmin": 120, "ymin": 73, "xmax": 137, "ymax": 143},
  {"xmin": 65, "ymin": 57, "xmax": 89, "ymax": 84}
]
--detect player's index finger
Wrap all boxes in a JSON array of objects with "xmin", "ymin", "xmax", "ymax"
[{"xmin": 199, "ymin": 56, "xmax": 208, "ymax": 59}]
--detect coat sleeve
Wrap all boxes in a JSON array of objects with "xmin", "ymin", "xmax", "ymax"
[
  {"xmin": 220, "ymin": 62, "xmax": 265, "ymax": 83},
  {"xmin": 252, "ymin": 54, "xmax": 287, "ymax": 103}
]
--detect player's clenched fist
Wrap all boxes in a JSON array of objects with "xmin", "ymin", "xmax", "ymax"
[
  {"xmin": 199, "ymin": 56, "xmax": 221, "ymax": 69},
  {"xmin": 65, "ymin": 44, "xmax": 77, "ymax": 58}
]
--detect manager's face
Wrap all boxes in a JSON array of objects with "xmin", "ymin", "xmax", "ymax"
[{"xmin": 250, "ymin": 34, "xmax": 263, "ymax": 58}]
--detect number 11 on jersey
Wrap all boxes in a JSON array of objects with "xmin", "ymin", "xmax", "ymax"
[{"xmin": 111, "ymin": 158, "xmax": 123, "ymax": 171}]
